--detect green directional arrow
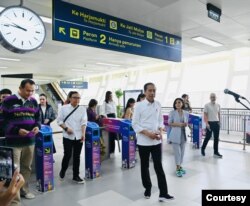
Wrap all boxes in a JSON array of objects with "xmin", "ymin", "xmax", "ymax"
[
  {"xmin": 59, "ymin": 27, "xmax": 66, "ymax": 35},
  {"xmin": 44, "ymin": 148, "xmax": 51, "ymax": 154}
]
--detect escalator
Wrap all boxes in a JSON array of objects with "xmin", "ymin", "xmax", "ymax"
[{"xmin": 39, "ymin": 82, "xmax": 67, "ymax": 112}]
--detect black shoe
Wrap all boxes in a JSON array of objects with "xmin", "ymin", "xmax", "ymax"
[
  {"xmin": 59, "ymin": 170, "xmax": 65, "ymax": 181},
  {"xmin": 73, "ymin": 176, "xmax": 85, "ymax": 184},
  {"xmin": 159, "ymin": 194, "xmax": 175, "ymax": 202},
  {"xmin": 214, "ymin": 153, "xmax": 223, "ymax": 158},
  {"xmin": 144, "ymin": 189, "xmax": 151, "ymax": 199},
  {"xmin": 201, "ymin": 149, "xmax": 205, "ymax": 156}
]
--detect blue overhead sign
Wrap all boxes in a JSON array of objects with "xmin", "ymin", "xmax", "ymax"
[
  {"xmin": 52, "ymin": 0, "xmax": 181, "ymax": 62},
  {"xmin": 60, "ymin": 81, "xmax": 88, "ymax": 89}
]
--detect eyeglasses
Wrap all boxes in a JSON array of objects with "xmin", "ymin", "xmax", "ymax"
[{"xmin": 71, "ymin": 97, "xmax": 81, "ymax": 99}]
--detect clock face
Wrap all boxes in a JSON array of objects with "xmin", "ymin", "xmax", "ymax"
[{"xmin": 0, "ymin": 6, "xmax": 46, "ymax": 53}]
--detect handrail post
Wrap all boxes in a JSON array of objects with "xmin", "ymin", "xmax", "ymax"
[{"xmin": 243, "ymin": 116, "xmax": 246, "ymax": 151}]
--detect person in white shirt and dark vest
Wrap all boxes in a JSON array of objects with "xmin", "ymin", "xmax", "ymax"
[
  {"xmin": 201, "ymin": 93, "xmax": 222, "ymax": 158},
  {"xmin": 132, "ymin": 83, "xmax": 174, "ymax": 202},
  {"xmin": 57, "ymin": 91, "xmax": 87, "ymax": 183},
  {"xmin": 101, "ymin": 91, "xmax": 117, "ymax": 158}
]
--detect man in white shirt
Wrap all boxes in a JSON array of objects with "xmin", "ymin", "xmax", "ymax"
[
  {"xmin": 132, "ymin": 83, "xmax": 174, "ymax": 202},
  {"xmin": 57, "ymin": 91, "xmax": 87, "ymax": 183},
  {"xmin": 201, "ymin": 93, "xmax": 222, "ymax": 158}
]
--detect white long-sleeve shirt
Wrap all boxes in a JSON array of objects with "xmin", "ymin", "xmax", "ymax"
[
  {"xmin": 101, "ymin": 101, "xmax": 116, "ymax": 116},
  {"xmin": 57, "ymin": 104, "xmax": 87, "ymax": 140},
  {"xmin": 132, "ymin": 99, "xmax": 164, "ymax": 146}
]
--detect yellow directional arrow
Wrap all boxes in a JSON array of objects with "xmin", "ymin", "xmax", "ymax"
[{"xmin": 59, "ymin": 27, "xmax": 66, "ymax": 35}]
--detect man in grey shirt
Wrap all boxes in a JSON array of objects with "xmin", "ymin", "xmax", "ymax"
[{"xmin": 201, "ymin": 93, "xmax": 222, "ymax": 158}]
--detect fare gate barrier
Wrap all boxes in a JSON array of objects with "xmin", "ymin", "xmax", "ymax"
[
  {"xmin": 35, "ymin": 125, "xmax": 54, "ymax": 192},
  {"xmin": 102, "ymin": 118, "xmax": 136, "ymax": 169},
  {"xmin": 85, "ymin": 122, "xmax": 101, "ymax": 179}
]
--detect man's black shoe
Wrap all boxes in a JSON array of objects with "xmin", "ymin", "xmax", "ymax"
[
  {"xmin": 214, "ymin": 153, "xmax": 223, "ymax": 158},
  {"xmin": 73, "ymin": 176, "xmax": 85, "ymax": 184},
  {"xmin": 59, "ymin": 170, "xmax": 65, "ymax": 181},
  {"xmin": 201, "ymin": 149, "xmax": 205, "ymax": 156},
  {"xmin": 159, "ymin": 194, "xmax": 175, "ymax": 202},
  {"xmin": 144, "ymin": 189, "xmax": 151, "ymax": 199}
]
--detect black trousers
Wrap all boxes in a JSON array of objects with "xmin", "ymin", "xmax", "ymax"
[
  {"xmin": 61, "ymin": 137, "xmax": 83, "ymax": 178},
  {"xmin": 138, "ymin": 144, "xmax": 168, "ymax": 196},
  {"xmin": 107, "ymin": 113, "xmax": 117, "ymax": 153},
  {"xmin": 201, "ymin": 121, "xmax": 220, "ymax": 154}
]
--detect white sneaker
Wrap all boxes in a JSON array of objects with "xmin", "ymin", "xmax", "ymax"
[{"xmin": 22, "ymin": 192, "xmax": 35, "ymax": 199}]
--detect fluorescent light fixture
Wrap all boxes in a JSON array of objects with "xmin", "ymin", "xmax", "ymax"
[
  {"xmin": 0, "ymin": 6, "xmax": 52, "ymax": 24},
  {"xmin": 72, "ymin": 69, "xmax": 95, "ymax": 72},
  {"xmin": 192, "ymin": 36, "xmax": 223, "ymax": 47},
  {"xmin": 0, "ymin": 57, "xmax": 21, "ymax": 61},
  {"xmin": 34, "ymin": 79, "xmax": 50, "ymax": 82},
  {"xmin": 0, "ymin": 66, "xmax": 8, "ymax": 69},
  {"xmin": 72, "ymin": 69, "xmax": 84, "ymax": 72},
  {"xmin": 96, "ymin": 62, "xmax": 121, "ymax": 67},
  {"xmin": 40, "ymin": 16, "xmax": 52, "ymax": 24}
]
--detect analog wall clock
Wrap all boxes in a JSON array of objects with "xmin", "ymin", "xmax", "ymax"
[{"xmin": 0, "ymin": 6, "xmax": 46, "ymax": 53}]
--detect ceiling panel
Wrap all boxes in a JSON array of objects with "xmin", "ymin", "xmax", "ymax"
[{"xmin": 1, "ymin": 0, "xmax": 250, "ymax": 80}]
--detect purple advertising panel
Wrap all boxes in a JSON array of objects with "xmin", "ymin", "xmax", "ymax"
[
  {"xmin": 43, "ymin": 149, "xmax": 54, "ymax": 192},
  {"xmin": 92, "ymin": 140, "xmax": 101, "ymax": 178},
  {"xmin": 102, "ymin": 118, "xmax": 121, "ymax": 133},
  {"xmin": 85, "ymin": 122, "xmax": 101, "ymax": 179}
]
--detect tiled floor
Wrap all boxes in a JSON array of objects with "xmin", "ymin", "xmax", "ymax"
[{"xmin": 21, "ymin": 127, "xmax": 250, "ymax": 206}]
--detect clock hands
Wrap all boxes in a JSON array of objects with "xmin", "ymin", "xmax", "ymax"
[
  {"xmin": 11, "ymin": 23, "xmax": 27, "ymax": 31},
  {"xmin": 4, "ymin": 23, "xmax": 27, "ymax": 31}
]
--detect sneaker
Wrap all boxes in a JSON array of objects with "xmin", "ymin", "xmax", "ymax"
[
  {"xmin": 159, "ymin": 194, "xmax": 175, "ymax": 202},
  {"xmin": 214, "ymin": 153, "xmax": 223, "ymax": 158},
  {"xmin": 73, "ymin": 176, "xmax": 85, "ymax": 184},
  {"xmin": 59, "ymin": 170, "xmax": 65, "ymax": 181},
  {"xmin": 201, "ymin": 149, "xmax": 205, "ymax": 156},
  {"xmin": 176, "ymin": 170, "xmax": 182, "ymax": 177},
  {"xmin": 144, "ymin": 189, "xmax": 151, "ymax": 199},
  {"xmin": 179, "ymin": 167, "xmax": 186, "ymax": 175},
  {"xmin": 21, "ymin": 192, "xmax": 35, "ymax": 199}
]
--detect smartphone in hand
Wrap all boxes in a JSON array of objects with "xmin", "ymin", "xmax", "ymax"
[{"xmin": 0, "ymin": 146, "xmax": 14, "ymax": 187}]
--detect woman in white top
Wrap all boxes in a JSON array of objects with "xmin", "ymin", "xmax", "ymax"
[{"xmin": 102, "ymin": 91, "xmax": 117, "ymax": 156}]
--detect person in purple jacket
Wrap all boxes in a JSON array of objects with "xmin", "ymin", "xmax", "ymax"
[
  {"xmin": 2, "ymin": 79, "xmax": 41, "ymax": 204},
  {"xmin": 87, "ymin": 99, "xmax": 102, "ymax": 124},
  {"xmin": 0, "ymin": 88, "xmax": 12, "ymax": 140}
]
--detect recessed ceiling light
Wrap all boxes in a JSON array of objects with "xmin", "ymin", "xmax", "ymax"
[
  {"xmin": 0, "ymin": 57, "xmax": 21, "ymax": 61},
  {"xmin": 96, "ymin": 62, "xmax": 121, "ymax": 67},
  {"xmin": 0, "ymin": 6, "xmax": 52, "ymax": 24},
  {"xmin": 0, "ymin": 66, "xmax": 8, "ymax": 69},
  {"xmin": 192, "ymin": 36, "xmax": 223, "ymax": 47}
]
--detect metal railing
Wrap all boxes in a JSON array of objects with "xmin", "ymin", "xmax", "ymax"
[{"xmin": 162, "ymin": 107, "xmax": 250, "ymax": 150}]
